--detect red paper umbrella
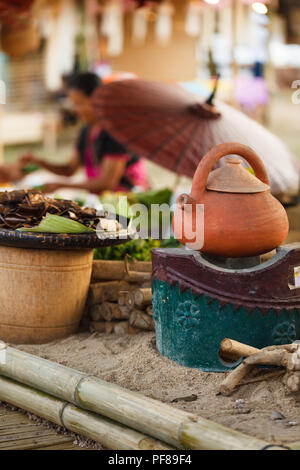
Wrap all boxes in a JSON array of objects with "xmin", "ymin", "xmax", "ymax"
[
  {"xmin": 92, "ymin": 79, "xmax": 299, "ymax": 196},
  {"xmin": 92, "ymin": 79, "xmax": 220, "ymax": 179}
]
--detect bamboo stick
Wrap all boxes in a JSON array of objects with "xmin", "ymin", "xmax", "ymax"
[
  {"xmin": 219, "ymin": 363, "xmax": 254, "ymax": 396},
  {"xmin": 92, "ymin": 260, "xmax": 151, "ymax": 281},
  {"xmin": 220, "ymin": 339, "xmax": 260, "ymax": 362},
  {"xmin": 0, "ymin": 375, "xmax": 174, "ymax": 450},
  {"xmin": 124, "ymin": 272, "xmax": 151, "ymax": 283},
  {"xmin": 289, "ymin": 441, "xmax": 300, "ymax": 450},
  {"xmin": 219, "ymin": 341, "xmax": 297, "ymax": 395},
  {"xmin": 0, "ymin": 347, "xmax": 195, "ymax": 448},
  {"xmin": 180, "ymin": 419, "xmax": 279, "ymax": 451},
  {"xmin": 0, "ymin": 347, "xmax": 276, "ymax": 449}
]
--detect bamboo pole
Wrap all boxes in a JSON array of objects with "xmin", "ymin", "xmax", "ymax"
[
  {"xmin": 92, "ymin": 260, "xmax": 151, "ymax": 281},
  {"xmin": 0, "ymin": 375, "xmax": 174, "ymax": 450},
  {"xmin": 180, "ymin": 420, "xmax": 286, "ymax": 451},
  {"xmin": 0, "ymin": 347, "xmax": 278, "ymax": 449},
  {"xmin": 289, "ymin": 441, "xmax": 300, "ymax": 450}
]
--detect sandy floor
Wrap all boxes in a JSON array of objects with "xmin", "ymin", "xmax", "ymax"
[{"xmin": 18, "ymin": 331, "xmax": 300, "ymax": 446}]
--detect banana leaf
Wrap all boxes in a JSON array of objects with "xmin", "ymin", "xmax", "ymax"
[{"xmin": 18, "ymin": 213, "xmax": 96, "ymax": 234}]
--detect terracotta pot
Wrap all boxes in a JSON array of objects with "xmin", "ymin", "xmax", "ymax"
[
  {"xmin": 173, "ymin": 143, "xmax": 289, "ymax": 258},
  {"xmin": 0, "ymin": 246, "xmax": 93, "ymax": 344}
]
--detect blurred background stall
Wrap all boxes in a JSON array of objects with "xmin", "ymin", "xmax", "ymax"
[{"xmin": 0, "ymin": 0, "xmax": 299, "ymax": 199}]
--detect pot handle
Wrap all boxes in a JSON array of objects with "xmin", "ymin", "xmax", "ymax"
[{"xmin": 191, "ymin": 142, "xmax": 270, "ymax": 199}]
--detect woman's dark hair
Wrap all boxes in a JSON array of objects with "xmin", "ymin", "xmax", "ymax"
[{"xmin": 67, "ymin": 72, "xmax": 102, "ymax": 97}]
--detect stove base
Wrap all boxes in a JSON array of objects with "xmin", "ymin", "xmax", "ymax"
[{"xmin": 152, "ymin": 247, "xmax": 300, "ymax": 372}]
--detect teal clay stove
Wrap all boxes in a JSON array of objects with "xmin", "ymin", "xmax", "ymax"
[
  {"xmin": 152, "ymin": 246, "xmax": 300, "ymax": 372},
  {"xmin": 152, "ymin": 143, "xmax": 299, "ymax": 372}
]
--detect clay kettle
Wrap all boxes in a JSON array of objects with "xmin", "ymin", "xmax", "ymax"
[{"xmin": 173, "ymin": 143, "xmax": 289, "ymax": 258}]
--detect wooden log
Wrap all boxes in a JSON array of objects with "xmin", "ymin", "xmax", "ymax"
[
  {"xmin": 113, "ymin": 321, "xmax": 130, "ymax": 335},
  {"xmin": 128, "ymin": 325, "xmax": 141, "ymax": 335},
  {"xmin": 285, "ymin": 372, "xmax": 300, "ymax": 392},
  {"xmin": 219, "ymin": 342, "xmax": 300, "ymax": 396},
  {"xmin": 219, "ymin": 363, "xmax": 254, "ymax": 396},
  {"xmin": 220, "ymin": 339, "xmax": 260, "ymax": 362},
  {"xmin": 0, "ymin": 347, "xmax": 274, "ymax": 450},
  {"xmin": 89, "ymin": 305, "xmax": 103, "ymax": 322},
  {"xmin": 125, "ymin": 292, "xmax": 135, "ymax": 308},
  {"xmin": 134, "ymin": 288, "xmax": 152, "ymax": 308},
  {"xmin": 124, "ymin": 272, "xmax": 151, "ymax": 283},
  {"xmin": 118, "ymin": 292, "xmax": 127, "ymax": 306},
  {"xmin": 89, "ymin": 321, "xmax": 106, "ymax": 333},
  {"xmin": 146, "ymin": 306, "xmax": 153, "ymax": 316},
  {"xmin": 118, "ymin": 306, "xmax": 132, "ymax": 320},
  {"xmin": 141, "ymin": 281, "xmax": 152, "ymax": 289},
  {"xmin": 87, "ymin": 281, "xmax": 136, "ymax": 305},
  {"xmin": 92, "ymin": 260, "xmax": 152, "ymax": 281},
  {"xmin": 89, "ymin": 303, "xmax": 130, "ymax": 322},
  {"xmin": 92, "ymin": 261, "xmax": 126, "ymax": 281},
  {"xmin": 89, "ymin": 321, "xmax": 114, "ymax": 334},
  {"xmin": 129, "ymin": 310, "xmax": 155, "ymax": 331},
  {"xmin": 0, "ymin": 375, "xmax": 173, "ymax": 450}
]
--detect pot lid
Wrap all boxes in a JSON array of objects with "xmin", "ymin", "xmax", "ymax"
[{"xmin": 206, "ymin": 157, "xmax": 270, "ymax": 193}]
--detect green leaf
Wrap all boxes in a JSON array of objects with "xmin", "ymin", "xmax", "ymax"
[{"xmin": 18, "ymin": 213, "xmax": 96, "ymax": 234}]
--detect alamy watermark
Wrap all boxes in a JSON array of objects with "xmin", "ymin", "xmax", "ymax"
[
  {"xmin": 96, "ymin": 196, "xmax": 205, "ymax": 251},
  {"xmin": 291, "ymin": 80, "xmax": 300, "ymax": 105}
]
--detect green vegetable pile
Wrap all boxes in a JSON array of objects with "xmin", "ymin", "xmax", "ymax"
[{"xmin": 93, "ymin": 237, "xmax": 181, "ymax": 261}]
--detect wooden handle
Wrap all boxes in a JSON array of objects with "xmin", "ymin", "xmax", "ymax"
[{"xmin": 191, "ymin": 142, "xmax": 270, "ymax": 200}]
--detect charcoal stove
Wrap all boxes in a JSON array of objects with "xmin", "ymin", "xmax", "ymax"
[{"xmin": 152, "ymin": 245, "xmax": 300, "ymax": 372}]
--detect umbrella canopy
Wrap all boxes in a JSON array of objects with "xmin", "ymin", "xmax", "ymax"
[{"xmin": 92, "ymin": 79, "xmax": 300, "ymax": 196}]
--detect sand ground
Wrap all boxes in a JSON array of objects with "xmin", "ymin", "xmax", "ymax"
[{"xmin": 18, "ymin": 331, "xmax": 300, "ymax": 446}]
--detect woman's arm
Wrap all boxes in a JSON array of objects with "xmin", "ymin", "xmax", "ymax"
[
  {"xmin": 19, "ymin": 153, "xmax": 80, "ymax": 177},
  {"xmin": 42, "ymin": 157, "xmax": 126, "ymax": 194}
]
